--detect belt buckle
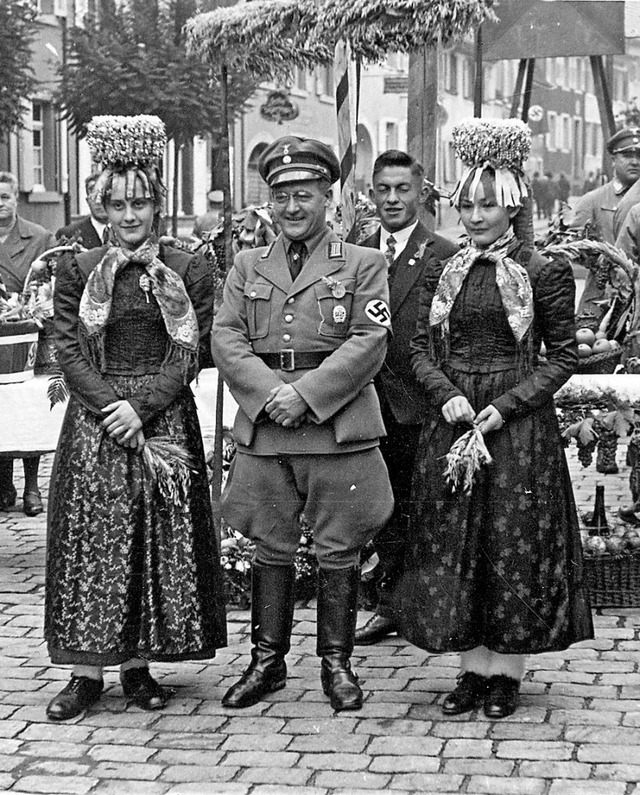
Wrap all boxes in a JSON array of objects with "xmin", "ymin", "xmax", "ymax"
[{"xmin": 279, "ymin": 349, "xmax": 295, "ymax": 371}]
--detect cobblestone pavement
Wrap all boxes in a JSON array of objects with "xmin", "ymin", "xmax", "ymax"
[{"xmin": 1, "ymin": 440, "xmax": 639, "ymax": 795}]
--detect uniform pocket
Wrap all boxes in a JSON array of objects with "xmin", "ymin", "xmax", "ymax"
[
  {"xmin": 314, "ymin": 279, "xmax": 355, "ymax": 338},
  {"xmin": 244, "ymin": 282, "xmax": 273, "ymax": 339}
]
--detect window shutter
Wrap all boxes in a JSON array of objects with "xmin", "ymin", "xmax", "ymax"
[{"xmin": 18, "ymin": 101, "xmax": 34, "ymax": 193}]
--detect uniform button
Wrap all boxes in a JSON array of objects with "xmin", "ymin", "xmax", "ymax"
[
  {"xmin": 250, "ymin": 291, "xmax": 257, "ymax": 298},
  {"xmin": 284, "ymin": 314, "xmax": 293, "ymax": 323},
  {"xmin": 283, "ymin": 334, "xmax": 291, "ymax": 342},
  {"xmin": 287, "ymin": 297, "xmax": 295, "ymax": 304}
]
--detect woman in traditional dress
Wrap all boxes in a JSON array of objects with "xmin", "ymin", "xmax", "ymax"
[
  {"xmin": 398, "ymin": 119, "xmax": 593, "ymax": 719},
  {"xmin": 44, "ymin": 115, "xmax": 226, "ymax": 721}
]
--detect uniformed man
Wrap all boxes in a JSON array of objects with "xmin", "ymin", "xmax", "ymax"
[
  {"xmin": 355, "ymin": 150, "xmax": 458, "ymax": 646},
  {"xmin": 569, "ymin": 127, "xmax": 640, "ymax": 326},
  {"xmin": 212, "ymin": 136, "xmax": 394, "ymax": 712}
]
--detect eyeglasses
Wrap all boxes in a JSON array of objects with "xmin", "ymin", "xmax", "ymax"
[{"xmin": 271, "ymin": 191, "xmax": 316, "ymax": 206}]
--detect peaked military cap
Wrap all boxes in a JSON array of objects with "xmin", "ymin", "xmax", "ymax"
[
  {"xmin": 607, "ymin": 127, "xmax": 640, "ymax": 154},
  {"xmin": 258, "ymin": 136, "xmax": 341, "ymax": 187}
]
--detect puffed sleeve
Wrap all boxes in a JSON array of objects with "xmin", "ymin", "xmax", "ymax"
[
  {"xmin": 53, "ymin": 254, "xmax": 120, "ymax": 415},
  {"xmin": 491, "ymin": 257, "xmax": 578, "ymax": 421},
  {"xmin": 410, "ymin": 259, "xmax": 465, "ymax": 409},
  {"xmin": 127, "ymin": 251, "xmax": 214, "ymax": 423}
]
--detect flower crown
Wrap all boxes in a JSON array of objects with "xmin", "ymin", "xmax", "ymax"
[
  {"xmin": 450, "ymin": 119, "xmax": 532, "ymax": 208},
  {"xmin": 86, "ymin": 115, "xmax": 167, "ymax": 168}
]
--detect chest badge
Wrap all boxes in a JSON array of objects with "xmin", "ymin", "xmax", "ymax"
[
  {"xmin": 333, "ymin": 305, "xmax": 347, "ymax": 324},
  {"xmin": 322, "ymin": 275, "xmax": 346, "ymax": 299}
]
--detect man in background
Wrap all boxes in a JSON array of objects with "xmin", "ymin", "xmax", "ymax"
[
  {"xmin": 0, "ymin": 171, "xmax": 56, "ymax": 516},
  {"xmin": 355, "ymin": 150, "xmax": 458, "ymax": 646},
  {"xmin": 56, "ymin": 174, "xmax": 108, "ymax": 249}
]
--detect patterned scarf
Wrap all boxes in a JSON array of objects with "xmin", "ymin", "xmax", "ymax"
[
  {"xmin": 78, "ymin": 238, "xmax": 199, "ymax": 379},
  {"xmin": 430, "ymin": 227, "xmax": 534, "ymax": 342}
]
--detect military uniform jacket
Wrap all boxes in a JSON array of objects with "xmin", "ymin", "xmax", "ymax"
[
  {"xmin": 568, "ymin": 180, "xmax": 629, "ymax": 244},
  {"xmin": 212, "ymin": 229, "xmax": 391, "ymax": 455},
  {"xmin": 362, "ymin": 222, "xmax": 458, "ymax": 425}
]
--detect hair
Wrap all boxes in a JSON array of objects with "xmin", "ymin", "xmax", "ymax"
[
  {"xmin": 95, "ymin": 165, "xmax": 166, "ymax": 214},
  {"xmin": 0, "ymin": 172, "xmax": 19, "ymax": 194},
  {"xmin": 372, "ymin": 150, "xmax": 424, "ymax": 181}
]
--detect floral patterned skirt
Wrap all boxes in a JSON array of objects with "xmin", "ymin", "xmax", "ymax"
[
  {"xmin": 397, "ymin": 366, "xmax": 594, "ymax": 656},
  {"xmin": 45, "ymin": 375, "xmax": 227, "ymax": 666}
]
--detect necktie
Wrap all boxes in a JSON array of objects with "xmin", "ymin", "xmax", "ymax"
[
  {"xmin": 102, "ymin": 226, "xmax": 111, "ymax": 245},
  {"xmin": 384, "ymin": 235, "xmax": 397, "ymax": 267},
  {"xmin": 288, "ymin": 241, "xmax": 307, "ymax": 281}
]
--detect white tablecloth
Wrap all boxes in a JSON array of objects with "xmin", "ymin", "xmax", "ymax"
[{"xmin": 0, "ymin": 375, "xmax": 67, "ymax": 456}]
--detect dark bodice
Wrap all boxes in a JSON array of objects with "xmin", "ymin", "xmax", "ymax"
[
  {"xmin": 446, "ymin": 261, "xmax": 518, "ymax": 373},
  {"xmin": 103, "ymin": 262, "xmax": 168, "ymax": 375}
]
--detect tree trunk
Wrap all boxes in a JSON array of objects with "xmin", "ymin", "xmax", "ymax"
[{"xmin": 172, "ymin": 138, "xmax": 180, "ymax": 237}]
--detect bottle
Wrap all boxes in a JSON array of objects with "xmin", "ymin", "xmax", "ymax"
[{"xmin": 585, "ymin": 482, "xmax": 610, "ymax": 537}]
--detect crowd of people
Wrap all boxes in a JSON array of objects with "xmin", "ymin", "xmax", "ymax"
[{"xmin": 11, "ymin": 111, "xmax": 640, "ymax": 725}]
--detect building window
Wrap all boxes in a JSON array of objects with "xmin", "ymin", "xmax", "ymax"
[
  {"xmin": 385, "ymin": 121, "xmax": 398, "ymax": 150},
  {"xmin": 462, "ymin": 58, "xmax": 474, "ymax": 99},
  {"xmin": 561, "ymin": 114, "xmax": 571, "ymax": 151},
  {"xmin": 32, "ymin": 101, "xmax": 45, "ymax": 189},
  {"xmin": 445, "ymin": 52, "xmax": 458, "ymax": 94},
  {"xmin": 295, "ymin": 66, "xmax": 307, "ymax": 93},
  {"xmin": 246, "ymin": 143, "xmax": 270, "ymax": 205},
  {"xmin": 547, "ymin": 112, "xmax": 557, "ymax": 152},
  {"xmin": 317, "ymin": 65, "xmax": 334, "ymax": 97}
]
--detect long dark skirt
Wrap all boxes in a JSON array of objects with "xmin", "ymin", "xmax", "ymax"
[
  {"xmin": 397, "ymin": 367, "xmax": 594, "ymax": 656},
  {"xmin": 45, "ymin": 375, "xmax": 227, "ymax": 666}
]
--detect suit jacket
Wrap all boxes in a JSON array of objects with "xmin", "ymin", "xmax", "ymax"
[
  {"xmin": 212, "ymin": 229, "xmax": 391, "ymax": 454},
  {"xmin": 362, "ymin": 222, "xmax": 458, "ymax": 425},
  {"xmin": 0, "ymin": 216, "xmax": 56, "ymax": 293},
  {"xmin": 56, "ymin": 216, "xmax": 102, "ymax": 249}
]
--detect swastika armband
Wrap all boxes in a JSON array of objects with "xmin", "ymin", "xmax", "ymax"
[{"xmin": 365, "ymin": 299, "xmax": 391, "ymax": 327}]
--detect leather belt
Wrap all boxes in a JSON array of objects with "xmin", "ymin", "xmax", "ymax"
[{"xmin": 257, "ymin": 350, "xmax": 331, "ymax": 372}]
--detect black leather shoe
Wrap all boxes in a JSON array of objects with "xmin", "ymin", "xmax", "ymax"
[
  {"xmin": 222, "ymin": 659, "xmax": 287, "ymax": 708},
  {"xmin": 0, "ymin": 486, "xmax": 17, "ymax": 511},
  {"xmin": 46, "ymin": 676, "xmax": 103, "ymax": 721},
  {"xmin": 121, "ymin": 667, "xmax": 171, "ymax": 710},
  {"xmin": 484, "ymin": 675, "xmax": 520, "ymax": 719},
  {"xmin": 23, "ymin": 491, "xmax": 43, "ymax": 517},
  {"xmin": 354, "ymin": 614, "xmax": 398, "ymax": 645},
  {"xmin": 442, "ymin": 672, "xmax": 487, "ymax": 715},
  {"xmin": 321, "ymin": 655, "xmax": 363, "ymax": 711}
]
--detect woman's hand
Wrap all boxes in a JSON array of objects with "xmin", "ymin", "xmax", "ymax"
[
  {"xmin": 475, "ymin": 404, "xmax": 504, "ymax": 434},
  {"xmin": 442, "ymin": 395, "xmax": 476, "ymax": 425},
  {"xmin": 101, "ymin": 400, "xmax": 143, "ymax": 443}
]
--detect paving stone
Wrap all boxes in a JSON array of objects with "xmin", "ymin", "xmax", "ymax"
[
  {"xmin": 237, "ymin": 767, "xmax": 314, "ymax": 786},
  {"xmin": 547, "ymin": 781, "xmax": 628, "ymax": 794},
  {"xmin": 443, "ymin": 759, "xmax": 515, "ymax": 776},
  {"xmin": 315, "ymin": 771, "xmax": 392, "ymax": 789},
  {"xmin": 288, "ymin": 734, "xmax": 368, "ymax": 753},
  {"xmin": 160, "ymin": 765, "xmax": 241, "ymax": 783},
  {"xmin": 519, "ymin": 761, "xmax": 591, "ymax": 779},
  {"xmin": 10, "ymin": 774, "xmax": 98, "ymax": 793},
  {"xmin": 387, "ymin": 773, "xmax": 464, "ymax": 791},
  {"xmin": 495, "ymin": 741, "xmax": 574, "ymax": 760},
  {"xmin": 88, "ymin": 743, "xmax": 157, "ymax": 762},
  {"xmin": 92, "ymin": 781, "xmax": 171, "ymax": 794},
  {"xmin": 20, "ymin": 740, "xmax": 90, "ymax": 759},
  {"xmin": 467, "ymin": 776, "xmax": 546, "ymax": 794}
]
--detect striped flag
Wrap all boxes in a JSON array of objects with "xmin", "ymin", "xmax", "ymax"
[{"xmin": 334, "ymin": 41, "xmax": 359, "ymax": 243}]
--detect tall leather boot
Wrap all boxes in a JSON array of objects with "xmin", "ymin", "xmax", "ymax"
[
  {"xmin": 222, "ymin": 562, "xmax": 296, "ymax": 708},
  {"xmin": 317, "ymin": 566, "xmax": 363, "ymax": 711}
]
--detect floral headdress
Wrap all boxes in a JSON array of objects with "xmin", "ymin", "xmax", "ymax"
[
  {"xmin": 86, "ymin": 114, "xmax": 167, "ymax": 209},
  {"xmin": 450, "ymin": 118, "xmax": 531, "ymax": 208}
]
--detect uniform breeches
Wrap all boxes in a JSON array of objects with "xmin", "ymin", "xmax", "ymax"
[{"xmin": 222, "ymin": 449, "xmax": 394, "ymax": 569}]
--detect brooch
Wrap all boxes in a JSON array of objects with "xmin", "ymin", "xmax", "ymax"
[
  {"xmin": 139, "ymin": 274, "xmax": 152, "ymax": 303},
  {"xmin": 332, "ymin": 305, "xmax": 347, "ymax": 324},
  {"xmin": 322, "ymin": 275, "xmax": 346, "ymax": 299}
]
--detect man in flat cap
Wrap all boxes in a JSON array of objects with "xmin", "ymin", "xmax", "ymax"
[
  {"xmin": 569, "ymin": 126, "xmax": 640, "ymax": 325},
  {"xmin": 212, "ymin": 135, "xmax": 394, "ymax": 712}
]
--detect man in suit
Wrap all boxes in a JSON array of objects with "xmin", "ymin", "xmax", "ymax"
[
  {"xmin": 212, "ymin": 136, "xmax": 394, "ymax": 712},
  {"xmin": 56, "ymin": 174, "xmax": 108, "ymax": 249},
  {"xmin": 355, "ymin": 150, "xmax": 459, "ymax": 645},
  {"xmin": 0, "ymin": 171, "xmax": 56, "ymax": 516}
]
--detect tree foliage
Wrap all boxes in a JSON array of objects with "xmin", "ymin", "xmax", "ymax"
[
  {"xmin": 59, "ymin": 0, "xmax": 256, "ymax": 147},
  {"xmin": 0, "ymin": 0, "xmax": 37, "ymax": 139}
]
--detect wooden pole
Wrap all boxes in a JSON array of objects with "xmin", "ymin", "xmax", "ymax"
[
  {"xmin": 408, "ymin": 46, "xmax": 438, "ymax": 229},
  {"xmin": 510, "ymin": 59, "xmax": 527, "ymax": 118},
  {"xmin": 521, "ymin": 59, "xmax": 535, "ymax": 122},
  {"xmin": 210, "ymin": 60, "xmax": 232, "ymax": 535},
  {"xmin": 590, "ymin": 55, "xmax": 617, "ymax": 181},
  {"xmin": 473, "ymin": 25, "xmax": 483, "ymax": 118}
]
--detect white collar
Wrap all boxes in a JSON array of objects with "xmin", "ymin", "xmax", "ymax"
[{"xmin": 380, "ymin": 219, "xmax": 418, "ymax": 249}]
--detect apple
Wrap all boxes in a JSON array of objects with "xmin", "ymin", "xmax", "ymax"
[
  {"xmin": 576, "ymin": 328, "xmax": 597, "ymax": 346},
  {"xmin": 585, "ymin": 535, "xmax": 607, "ymax": 555},
  {"xmin": 595, "ymin": 330, "xmax": 607, "ymax": 340},
  {"xmin": 578, "ymin": 343, "xmax": 593, "ymax": 358},
  {"xmin": 609, "ymin": 340, "xmax": 621, "ymax": 350},
  {"xmin": 605, "ymin": 536, "xmax": 626, "ymax": 555},
  {"xmin": 592, "ymin": 338, "xmax": 612, "ymax": 354}
]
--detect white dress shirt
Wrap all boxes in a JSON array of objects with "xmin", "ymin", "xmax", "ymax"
[{"xmin": 379, "ymin": 220, "xmax": 418, "ymax": 261}]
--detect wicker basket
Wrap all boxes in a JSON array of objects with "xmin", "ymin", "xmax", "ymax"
[
  {"xmin": 576, "ymin": 348, "xmax": 622, "ymax": 375},
  {"xmin": 584, "ymin": 550, "xmax": 640, "ymax": 608}
]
